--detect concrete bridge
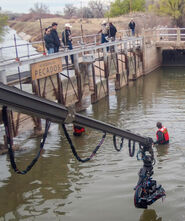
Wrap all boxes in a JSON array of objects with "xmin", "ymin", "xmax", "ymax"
[{"xmin": 0, "ymin": 27, "xmax": 185, "ymax": 152}]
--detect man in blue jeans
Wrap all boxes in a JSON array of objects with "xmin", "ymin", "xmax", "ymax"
[
  {"xmin": 62, "ymin": 23, "xmax": 74, "ymax": 64},
  {"xmin": 128, "ymin": 18, "xmax": 136, "ymax": 36},
  {"xmin": 50, "ymin": 22, "xmax": 60, "ymax": 53}
]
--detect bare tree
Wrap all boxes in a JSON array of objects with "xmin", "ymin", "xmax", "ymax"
[
  {"xmin": 29, "ymin": 2, "xmax": 50, "ymax": 14},
  {"xmin": 63, "ymin": 4, "xmax": 77, "ymax": 18},
  {"xmin": 88, "ymin": 0, "xmax": 106, "ymax": 18},
  {"xmin": 77, "ymin": 7, "xmax": 94, "ymax": 18}
]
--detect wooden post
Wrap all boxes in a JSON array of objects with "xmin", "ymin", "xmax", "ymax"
[
  {"xmin": 103, "ymin": 47, "xmax": 109, "ymax": 95},
  {"xmin": 125, "ymin": 53, "xmax": 129, "ymax": 85},
  {"xmin": 57, "ymin": 73, "xmax": 65, "ymax": 105},
  {"xmin": 91, "ymin": 64, "xmax": 98, "ymax": 104},
  {"xmin": 74, "ymin": 54, "xmax": 83, "ymax": 110},
  {"xmin": 115, "ymin": 45, "xmax": 121, "ymax": 90},
  {"xmin": 133, "ymin": 51, "xmax": 137, "ymax": 79},
  {"xmin": 31, "ymin": 80, "xmax": 43, "ymax": 135}
]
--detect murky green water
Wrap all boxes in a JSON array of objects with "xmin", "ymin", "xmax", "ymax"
[{"xmin": 0, "ymin": 67, "xmax": 185, "ymax": 221}]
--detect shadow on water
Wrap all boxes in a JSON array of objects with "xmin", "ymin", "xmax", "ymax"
[{"xmin": 139, "ymin": 209, "xmax": 162, "ymax": 221}]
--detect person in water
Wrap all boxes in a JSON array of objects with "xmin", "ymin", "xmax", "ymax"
[
  {"xmin": 154, "ymin": 122, "xmax": 169, "ymax": 145},
  {"xmin": 73, "ymin": 124, "xmax": 85, "ymax": 136}
]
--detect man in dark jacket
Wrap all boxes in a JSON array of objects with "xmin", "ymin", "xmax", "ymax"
[
  {"xmin": 62, "ymin": 23, "xmax": 74, "ymax": 64},
  {"xmin": 44, "ymin": 27, "xmax": 54, "ymax": 54},
  {"xmin": 108, "ymin": 22, "xmax": 117, "ymax": 41},
  {"xmin": 50, "ymin": 22, "xmax": 60, "ymax": 53},
  {"xmin": 128, "ymin": 18, "xmax": 135, "ymax": 36}
]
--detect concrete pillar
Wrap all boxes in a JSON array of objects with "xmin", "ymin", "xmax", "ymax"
[
  {"xmin": 177, "ymin": 28, "xmax": 181, "ymax": 43},
  {"xmin": 87, "ymin": 63, "xmax": 94, "ymax": 91},
  {"xmin": 0, "ymin": 69, "xmax": 7, "ymax": 84}
]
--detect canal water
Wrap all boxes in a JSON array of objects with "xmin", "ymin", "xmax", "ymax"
[
  {"xmin": 0, "ymin": 67, "xmax": 185, "ymax": 221},
  {"xmin": 1, "ymin": 29, "xmax": 185, "ymax": 221}
]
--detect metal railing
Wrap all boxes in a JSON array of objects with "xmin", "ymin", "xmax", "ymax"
[
  {"xmin": 0, "ymin": 30, "xmax": 136, "ymax": 64},
  {"xmin": 156, "ymin": 28, "xmax": 185, "ymax": 42},
  {"xmin": 0, "ymin": 37, "xmax": 143, "ymax": 70}
]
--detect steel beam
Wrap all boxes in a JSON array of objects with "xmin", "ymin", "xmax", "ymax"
[{"xmin": 0, "ymin": 83, "xmax": 152, "ymax": 146}]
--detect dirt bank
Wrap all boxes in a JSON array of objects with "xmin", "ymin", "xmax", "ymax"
[{"xmin": 9, "ymin": 12, "xmax": 172, "ymax": 43}]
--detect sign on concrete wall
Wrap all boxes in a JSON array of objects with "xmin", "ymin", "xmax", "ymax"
[{"xmin": 31, "ymin": 58, "xmax": 62, "ymax": 80}]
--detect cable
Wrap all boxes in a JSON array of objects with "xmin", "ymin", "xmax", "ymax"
[
  {"xmin": 113, "ymin": 135, "xmax": 124, "ymax": 151},
  {"xmin": 62, "ymin": 124, "xmax": 106, "ymax": 162},
  {"xmin": 137, "ymin": 144, "xmax": 145, "ymax": 160},
  {"xmin": 2, "ymin": 106, "xmax": 50, "ymax": 175}
]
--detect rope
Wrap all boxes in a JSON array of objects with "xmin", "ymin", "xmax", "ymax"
[
  {"xmin": 62, "ymin": 124, "xmax": 106, "ymax": 163},
  {"xmin": 128, "ymin": 139, "xmax": 135, "ymax": 157},
  {"xmin": 113, "ymin": 135, "xmax": 124, "ymax": 151},
  {"xmin": 2, "ymin": 106, "xmax": 50, "ymax": 175}
]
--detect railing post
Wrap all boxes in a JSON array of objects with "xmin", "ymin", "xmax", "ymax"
[
  {"xmin": 124, "ymin": 40, "xmax": 128, "ymax": 53},
  {"xmin": 0, "ymin": 48, "xmax": 3, "ymax": 61},
  {"xmin": 156, "ymin": 28, "xmax": 160, "ymax": 41},
  {"xmin": 177, "ymin": 28, "xmax": 181, "ymax": 43}
]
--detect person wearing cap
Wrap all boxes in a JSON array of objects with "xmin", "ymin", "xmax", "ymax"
[
  {"xmin": 128, "ymin": 18, "xmax": 136, "ymax": 36},
  {"xmin": 50, "ymin": 22, "xmax": 60, "ymax": 53},
  {"xmin": 62, "ymin": 23, "xmax": 74, "ymax": 64},
  {"xmin": 98, "ymin": 20, "xmax": 109, "ymax": 44},
  {"xmin": 154, "ymin": 122, "xmax": 169, "ymax": 145}
]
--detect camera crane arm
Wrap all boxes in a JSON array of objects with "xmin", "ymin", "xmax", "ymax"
[{"xmin": 0, "ymin": 83, "xmax": 153, "ymax": 147}]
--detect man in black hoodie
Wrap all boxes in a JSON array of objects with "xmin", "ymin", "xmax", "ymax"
[{"xmin": 50, "ymin": 22, "xmax": 60, "ymax": 53}]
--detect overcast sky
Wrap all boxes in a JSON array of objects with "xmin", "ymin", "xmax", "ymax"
[
  {"xmin": 0, "ymin": 0, "xmax": 111, "ymax": 14},
  {"xmin": 0, "ymin": 0, "xmax": 90, "ymax": 13}
]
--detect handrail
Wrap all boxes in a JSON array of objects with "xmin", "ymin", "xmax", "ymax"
[
  {"xmin": 0, "ymin": 30, "xmax": 131, "ymax": 63},
  {"xmin": 0, "ymin": 37, "xmax": 143, "ymax": 70}
]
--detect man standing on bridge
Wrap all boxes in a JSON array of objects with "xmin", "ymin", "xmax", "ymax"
[
  {"xmin": 154, "ymin": 122, "xmax": 169, "ymax": 145},
  {"xmin": 62, "ymin": 23, "xmax": 74, "ymax": 64},
  {"xmin": 128, "ymin": 18, "xmax": 136, "ymax": 36},
  {"xmin": 50, "ymin": 22, "xmax": 61, "ymax": 53}
]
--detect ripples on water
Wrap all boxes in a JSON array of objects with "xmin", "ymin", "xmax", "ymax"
[{"xmin": 0, "ymin": 67, "xmax": 185, "ymax": 221}]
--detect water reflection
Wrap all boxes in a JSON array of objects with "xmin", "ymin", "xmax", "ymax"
[
  {"xmin": 139, "ymin": 209, "xmax": 162, "ymax": 221},
  {"xmin": 156, "ymin": 144, "xmax": 169, "ymax": 158}
]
